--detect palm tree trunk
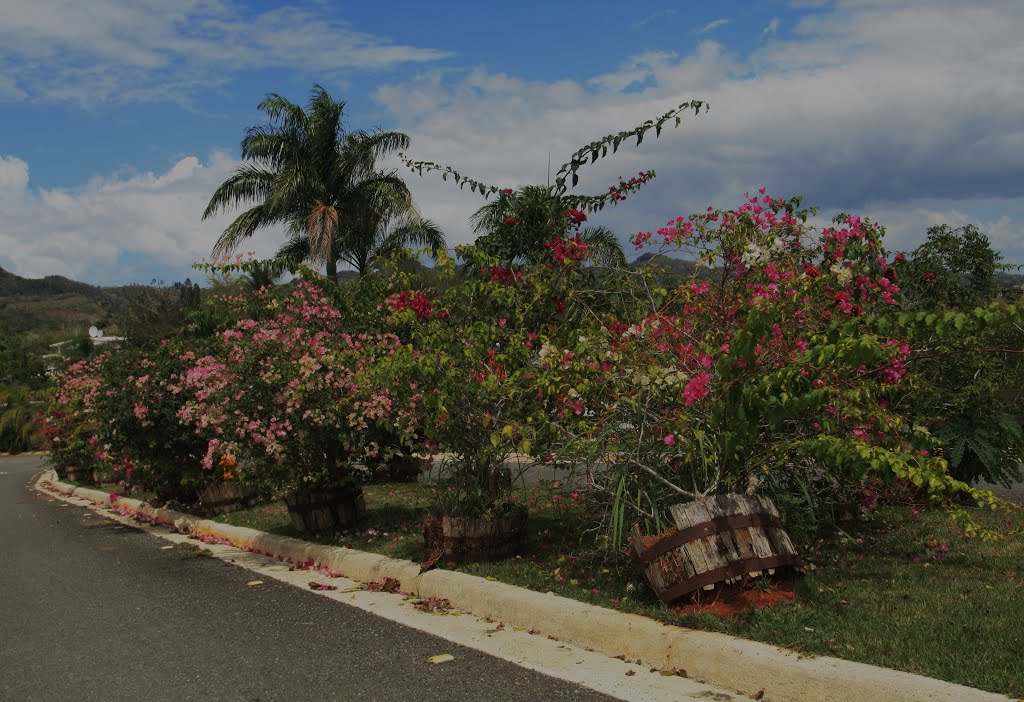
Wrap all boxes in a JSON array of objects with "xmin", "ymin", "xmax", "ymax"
[{"xmin": 325, "ymin": 250, "xmax": 338, "ymax": 282}]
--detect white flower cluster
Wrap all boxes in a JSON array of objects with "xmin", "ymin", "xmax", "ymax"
[
  {"xmin": 741, "ymin": 237, "xmax": 788, "ymax": 266},
  {"xmin": 830, "ymin": 261, "xmax": 854, "ymax": 285}
]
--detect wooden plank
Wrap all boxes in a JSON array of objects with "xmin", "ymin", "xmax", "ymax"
[
  {"xmin": 687, "ymin": 498, "xmax": 737, "ymax": 574},
  {"xmin": 723, "ymin": 494, "xmax": 766, "ymax": 577},
  {"xmin": 754, "ymin": 494, "xmax": 798, "ymax": 560},
  {"xmin": 718, "ymin": 495, "xmax": 758, "ymax": 562},
  {"xmin": 669, "ymin": 502, "xmax": 711, "ymax": 581},
  {"xmin": 669, "ymin": 500, "xmax": 706, "ymax": 530},
  {"xmin": 708, "ymin": 496, "xmax": 743, "ymax": 566},
  {"xmin": 744, "ymin": 497, "xmax": 775, "ymax": 561}
]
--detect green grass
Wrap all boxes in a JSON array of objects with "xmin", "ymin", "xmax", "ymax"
[{"xmin": 212, "ymin": 484, "xmax": 1024, "ymax": 697}]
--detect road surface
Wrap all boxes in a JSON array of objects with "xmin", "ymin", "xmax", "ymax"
[{"xmin": 0, "ymin": 454, "xmax": 617, "ymax": 702}]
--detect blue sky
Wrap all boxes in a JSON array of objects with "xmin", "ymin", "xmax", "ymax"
[{"xmin": 1, "ymin": 0, "xmax": 1022, "ymax": 284}]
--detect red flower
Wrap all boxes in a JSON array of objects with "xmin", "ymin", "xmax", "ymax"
[{"xmin": 563, "ymin": 209, "xmax": 587, "ymax": 225}]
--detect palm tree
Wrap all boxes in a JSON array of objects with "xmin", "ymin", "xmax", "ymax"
[
  {"xmin": 275, "ymin": 188, "xmax": 445, "ymax": 277},
  {"xmin": 241, "ymin": 259, "xmax": 284, "ymax": 290},
  {"xmin": 470, "ymin": 185, "xmax": 626, "ymax": 267},
  {"xmin": 203, "ymin": 84, "xmax": 420, "ymax": 281}
]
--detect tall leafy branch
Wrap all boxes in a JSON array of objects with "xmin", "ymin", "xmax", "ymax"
[{"xmin": 399, "ymin": 100, "xmax": 708, "ymax": 213}]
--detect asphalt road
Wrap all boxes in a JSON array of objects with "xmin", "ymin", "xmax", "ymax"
[{"xmin": 0, "ymin": 455, "xmax": 615, "ymax": 702}]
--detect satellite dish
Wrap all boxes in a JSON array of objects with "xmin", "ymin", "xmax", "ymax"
[
  {"xmin": 88, "ymin": 326, "xmax": 99, "ymax": 338},
  {"xmin": 97, "ymin": 329, "xmax": 104, "ymax": 338}
]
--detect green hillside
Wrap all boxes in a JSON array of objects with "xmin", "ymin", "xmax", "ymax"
[{"xmin": 0, "ymin": 267, "xmax": 123, "ymax": 336}]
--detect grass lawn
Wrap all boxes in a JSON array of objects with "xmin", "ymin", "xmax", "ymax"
[{"xmin": 213, "ymin": 483, "xmax": 1024, "ymax": 698}]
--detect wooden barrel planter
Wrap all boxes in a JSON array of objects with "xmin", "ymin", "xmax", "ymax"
[
  {"xmin": 64, "ymin": 465, "xmax": 94, "ymax": 484},
  {"xmin": 197, "ymin": 481, "xmax": 255, "ymax": 514},
  {"xmin": 629, "ymin": 494, "xmax": 802, "ymax": 605},
  {"xmin": 283, "ymin": 485, "xmax": 366, "ymax": 533},
  {"xmin": 422, "ymin": 510, "xmax": 527, "ymax": 565}
]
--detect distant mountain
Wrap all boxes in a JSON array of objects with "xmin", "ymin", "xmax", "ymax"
[
  {"xmin": 0, "ymin": 266, "xmax": 362, "ymax": 338},
  {"xmin": 0, "ymin": 266, "xmax": 106, "ymax": 298},
  {"xmin": 629, "ymin": 253, "xmax": 714, "ymax": 281},
  {"xmin": 0, "ymin": 266, "xmax": 124, "ymax": 336}
]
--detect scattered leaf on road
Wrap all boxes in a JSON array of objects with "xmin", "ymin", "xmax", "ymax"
[
  {"xmin": 160, "ymin": 545, "xmax": 175, "ymax": 550},
  {"xmin": 246, "ymin": 580, "xmax": 264, "ymax": 586},
  {"xmin": 429, "ymin": 654, "xmax": 454, "ymax": 665}
]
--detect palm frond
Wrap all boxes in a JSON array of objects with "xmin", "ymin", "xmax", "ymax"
[
  {"xmin": 275, "ymin": 236, "xmax": 311, "ymax": 265},
  {"xmin": 211, "ymin": 205, "xmax": 282, "ymax": 256},
  {"xmin": 580, "ymin": 225, "xmax": 627, "ymax": 267},
  {"xmin": 202, "ymin": 165, "xmax": 276, "ymax": 219},
  {"xmin": 305, "ymin": 204, "xmax": 340, "ymax": 266}
]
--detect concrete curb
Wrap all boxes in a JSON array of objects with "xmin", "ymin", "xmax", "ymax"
[{"xmin": 39, "ymin": 471, "xmax": 1013, "ymax": 702}]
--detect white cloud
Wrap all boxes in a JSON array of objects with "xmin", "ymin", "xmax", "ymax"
[
  {"xmin": 0, "ymin": 155, "xmax": 30, "ymax": 191},
  {"xmin": 858, "ymin": 200, "xmax": 1024, "ymax": 258},
  {"xmin": 0, "ymin": 0, "xmax": 451, "ymax": 106},
  {"xmin": 762, "ymin": 18, "xmax": 780, "ymax": 36},
  {"xmin": 5, "ymin": 0, "xmax": 1024, "ymax": 286},
  {"xmin": 0, "ymin": 151, "xmax": 286, "ymax": 284},
  {"xmin": 372, "ymin": 0, "xmax": 1024, "ymax": 265},
  {"xmin": 698, "ymin": 19, "xmax": 730, "ymax": 34},
  {"xmin": 634, "ymin": 9, "xmax": 677, "ymax": 28}
]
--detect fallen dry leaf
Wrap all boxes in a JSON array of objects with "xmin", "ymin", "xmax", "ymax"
[
  {"xmin": 429, "ymin": 654, "xmax": 454, "ymax": 664},
  {"xmin": 246, "ymin": 580, "xmax": 264, "ymax": 586},
  {"xmin": 414, "ymin": 597, "xmax": 452, "ymax": 613},
  {"xmin": 363, "ymin": 577, "xmax": 402, "ymax": 593},
  {"xmin": 308, "ymin": 581, "xmax": 338, "ymax": 591}
]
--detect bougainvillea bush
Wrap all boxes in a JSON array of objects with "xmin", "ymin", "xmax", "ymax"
[
  {"xmin": 374, "ymin": 196, "xmax": 634, "ymax": 519},
  {"xmin": 174, "ymin": 277, "xmax": 422, "ymax": 497},
  {"xmin": 381, "ymin": 247, "xmax": 548, "ymax": 518},
  {"xmin": 43, "ymin": 355, "xmax": 107, "ymax": 478},
  {"xmin": 42, "ymin": 191, "xmax": 1019, "ymax": 547},
  {"xmin": 89, "ymin": 339, "xmax": 224, "ymax": 502},
  {"xmin": 534, "ymin": 192, "xmax": 1017, "ymax": 545}
]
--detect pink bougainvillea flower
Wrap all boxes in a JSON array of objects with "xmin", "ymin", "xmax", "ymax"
[{"xmin": 663, "ymin": 434, "xmax": 676, "ymax": 446}]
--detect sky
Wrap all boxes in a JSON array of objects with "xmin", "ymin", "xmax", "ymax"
[{"xmin": 2, "ymin": 0, "xmax": 1023, "ymax": 285}]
